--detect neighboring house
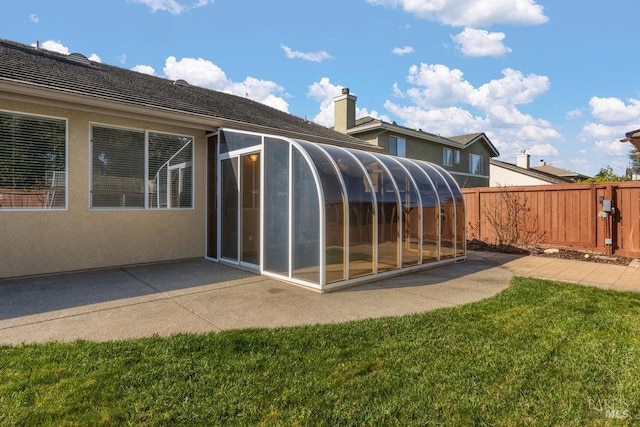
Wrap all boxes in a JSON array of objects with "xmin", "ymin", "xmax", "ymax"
[
  {"xmin": 333, "ymin": 89, "xmax": 499, "ymax": 188},
  {"xmin": 0, "ymin": 39, "xmax": 466, "ymax": 291},
  {"xmin": 530, "ymin": 160, "xmax": 589, "ymax": 182},
  {"xmin": 621, "ymin": 128, "xmax": 640, "ymax": 152},
  {"xmin": 490, "ymin": 151, "xmax": 574, "ymax": 187}
]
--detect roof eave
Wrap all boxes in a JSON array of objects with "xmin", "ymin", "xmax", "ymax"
[{"xmin": 0, "ymin": 80, "xmax": 381, "ymax": 150}]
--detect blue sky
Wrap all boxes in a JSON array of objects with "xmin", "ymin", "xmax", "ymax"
[{"xmin": 2, "ymin": 0, "xmax": 640, "ymax": 176}]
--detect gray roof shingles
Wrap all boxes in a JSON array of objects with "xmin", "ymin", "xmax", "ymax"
[{"xmin": 0, "ymin": 39, "xmax": 373, "ymax": 149}]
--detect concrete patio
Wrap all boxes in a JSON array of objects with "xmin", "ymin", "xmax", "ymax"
[{"xmin": 1, "ymin": 251, "xmax": 638, "ymax": 345}]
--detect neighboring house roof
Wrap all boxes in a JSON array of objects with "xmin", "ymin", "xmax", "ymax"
[
  {"xmin": 490, "ymin": 159, "xmax": 571, "ymax": 184},
  {"xmin": 621, "ymin": 128, "xmax": 640, "ymax": 153},
  {"xmin": 448, "ymin": 133, "xmax": 500, "ymax": 157},
  {"xmin": 347, "ymin": 116, "xmax": 500, "ymax": 157},
  {"xmin": 531, "ymin": 164, "xmax": 589, "ymax": 181},
  {"xmin": 0, "ymin": 39, "xmax": 376, "ymax": 150}
]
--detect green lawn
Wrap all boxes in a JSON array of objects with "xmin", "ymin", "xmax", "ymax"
[{"xmin": 2, "ymin": 277, "xmax": 640, "ymax": 426}]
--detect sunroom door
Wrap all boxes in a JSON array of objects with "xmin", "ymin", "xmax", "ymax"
[{"xmin": 220, "ymin": 152, "xmax": 261, "ymax": 268}]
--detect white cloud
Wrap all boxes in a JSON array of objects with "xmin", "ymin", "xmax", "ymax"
[
  {"xmin": 280, "ymin": 45, "xmax": 333, "ymax": 63},
  {"xmin": 588, "ymin": 96, "xmax": 640, "ymax": 124},
  {"xmin": 472, "ymin": 68, "xmax": 549, "ymax": 107},
  {"xmin": 367, "ymin": 0, "xmax": 548, "ymax": 27},
  {"xmin": 89, "ymin": 54, "xmax": 102, "ymax": 63},
  {"xmin": 405, "ymin": 63, "xmax": 475, "ymax": 108},
  {"xmin": 392, "ymin": 83, "xmax": 405, "ymax": 98},
  {"xmin": 120, "ymin": 54, "xmax": 127, "ymax": 64},
  {"xmin": 566, "ymin": 108, "xmax": 582, "ymax": 119},
  {"xmin": 307, "ymin": 77, "xmax": 344, "ymax": 126},
  {"xmin": 307, "ymin": 77, "xmax": 390, "ymax": 127},
  {"xmin": 392, "ymin": 46, "xmax": 414, "ymax": 56},
  {"xmin": 132, "ymin": 64, "xmax": 156, "ymax": 75},
  {"xmin": 132, "ymin": 0, "xmax": 211, "ymax": 14},
  {"xmin": 29, "ymin": 14, "xmax": 39, "ymax": 23},
  {"xmin": 452, "ymin": 27, "xmax": 511, "ymax": 57},
  {"xmin": 595, "ymin": 139, "xmax": 630, "ymax": 156},
  {"xmin": 385, "ymin": 63, "xmax": 559, "ymax": 163},
  {"xmin": 164, "ymin": 56, "xmax": 229, "ymax": 88},
  {"xmin": 163, "ymin": 56, "xmax": 289, "ymax": 112},
  {"xmin": 34, "ymin": 40, "xmax": 69, "ymax": 55},
  {"xmin": 577, "ymin": 96, "xmax": 640, "ymax": 172},
  {"xmin": 528, "ymin": 143, "xmax": 558, "ymax": 156}
]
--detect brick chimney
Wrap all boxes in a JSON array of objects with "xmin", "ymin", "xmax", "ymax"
[
  {"xmin": 516, "ymin": 150, "xmax": 530, "ymax": 169},
  {"xmin": 334, "ymin": 87, "xmax": 356, "ymax": 134}
]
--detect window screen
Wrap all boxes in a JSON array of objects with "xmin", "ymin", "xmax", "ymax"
[{"xmin": 0, "ymin": 111, "xmax": 66, "ymax": 210}]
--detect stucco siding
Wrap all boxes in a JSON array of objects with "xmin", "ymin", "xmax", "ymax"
[
  {"xmin": 490, "ymin": 163, "xmax": 553, "ymax": 187},
  {"xmin": 0, "ymin": 99, "xmax": 206, "ymax": 279}
]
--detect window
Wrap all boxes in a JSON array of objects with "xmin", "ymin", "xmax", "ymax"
[
  {"xmin": 454, "ymin": 150, "xmax": 461, "ymax": 164},
  {"xmin": 0, "ymin": 110, "xmax": 66, "ymax": 210},
  {"xmin": 443, "ymin": 148, "xmax": 452, "ymax": 166},
  {"xmin": 469, "ymin": 153, "xmax": 484, "ymax": 175},
  {"xmin": 389, "ymin": 136, "xmax": 406, "ymax": 157},
  {"xmin": 91, "ymin": 125, "xmax": 193, "ymax": 209}
]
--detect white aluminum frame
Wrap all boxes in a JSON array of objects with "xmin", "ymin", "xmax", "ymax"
[{"xmin": 211, "ymin": 128, "xmax": 466, "ymax": 292}]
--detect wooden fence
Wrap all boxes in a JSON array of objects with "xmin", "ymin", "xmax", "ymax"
[{"xmin": 462, "ymin": 182, "xmax": 640, "ymax": 258}]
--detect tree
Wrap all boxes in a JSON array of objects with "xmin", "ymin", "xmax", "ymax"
[
  {"xmin": 580, "ymin": 166, "xmax": 626, "ymax": 183},
  {"xmin": 626, "ymin": 147, "xmax": 640, "ymax": 180}
]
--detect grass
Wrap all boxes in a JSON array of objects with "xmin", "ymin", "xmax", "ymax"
[{"xmin": 2, "ymin": 277, "xmax": 640, "ymax": 425}]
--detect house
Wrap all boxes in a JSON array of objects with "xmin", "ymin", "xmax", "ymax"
[
  {"xmin": 333, "ymin": 89, "xmax": 499, "ymax": 188},
  {"xmin": 0, "ymin": 39, "xmax": 466, "ymax": 291},
  {"xmin": 621, "ymin": 128, "xmax": 640, "ymax": 152},
  {"xmin": 530, "ymin": 160, "xmax": 589, "ymax": 182},
  {"xmin": 490, "ymin": 151, "xmax": 574, "ymax": 186}
]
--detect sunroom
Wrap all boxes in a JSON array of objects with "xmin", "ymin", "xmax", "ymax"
[{"xmin": 208, "ymin": 129, "xmax": 465, "ymax": 291}]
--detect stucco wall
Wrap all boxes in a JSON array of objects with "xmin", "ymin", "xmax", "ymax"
[
  {"xmin": 0, "ymin": 99, "xmax": 207, "ymax": 279},
  {"xmin": 490, "ymin": 163, "xmax": 553, "ymax": 187}
]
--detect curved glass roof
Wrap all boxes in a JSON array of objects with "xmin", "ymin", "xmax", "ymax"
[{"xmin": 220, "ymin": 129, "xmax": 465, "ymax": 291}]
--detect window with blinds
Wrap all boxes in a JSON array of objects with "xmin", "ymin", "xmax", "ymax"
[
  {"xmin": 91, "ymin": 125, "xmax": 193, "ymax": 209},
  {"xmin": 0, "ymin": 110, "xmax": 67, "ymax": 210}
]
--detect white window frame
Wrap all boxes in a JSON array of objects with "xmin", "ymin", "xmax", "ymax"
[
  {"xmin": 0, "ymin": 109, "xmax": 68, "ymax": 211},
  {"xmin": 90, "ymin": 123, "xmax": 194, "ymax": 210}
]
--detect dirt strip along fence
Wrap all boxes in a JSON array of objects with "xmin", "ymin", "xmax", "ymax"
[{"xmin": 462, "ymin": 182, "xmax": 640, "ymax": 258}]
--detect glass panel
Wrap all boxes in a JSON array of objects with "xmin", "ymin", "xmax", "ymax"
[
  {"xmin": 0, "ymin": 111, "xmax": 66, "ymax": 210},
  {"xmin": 421, "ymin": 162, "xmax": 455, "ymax": 259},
  {"xmin": 351, "ymin": 151, "xmax": 400, "ymax": 272},
  {"xmin": 325, "ymin": 146, "xmax": 374, "ymax": 279},
  {"xmin": 148, "ymin": 132, "xmax": 193, "ymax": 209},
  {"xmin": 397, "ymin": 158, "xmax": 439, "ymax": 263},
  {"xmin": 221, "ymin": 157, "xmax": 238, "ymax": 260},
  {"xmin": 264, "ymin": 138, "xmax": 290, "ymax": 275},
  {"xmin": 296, "ymin": 140, "xmax": 345, "ymax": 283},
  {"xmin": 377, "ymin": 156, "xmax": 420, "ymax": 267},
  {"xmin": 292, "ymin": 145, "xmax": 320, "ymax": 284},
  {"xmin": 430, "ymin": 163, "xmax": 465, "ymax": 257},
  {"xmin": 206, "ymin": 135, "xmax": 217, "ymax": 259},
  {"xmin": 241, "ymin": 153, "xmax": 260, "ymax": 265},
  {"xmin": 219, "ymin": 130, "xmax": 261, "ymax": 153},
  {"xmin": 91, "ymin": 126, "xmax": 145, "ymax": 208},
  {"xmin": 469, "ymin": 153, "xmax": 483, "ymax": 175}
]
